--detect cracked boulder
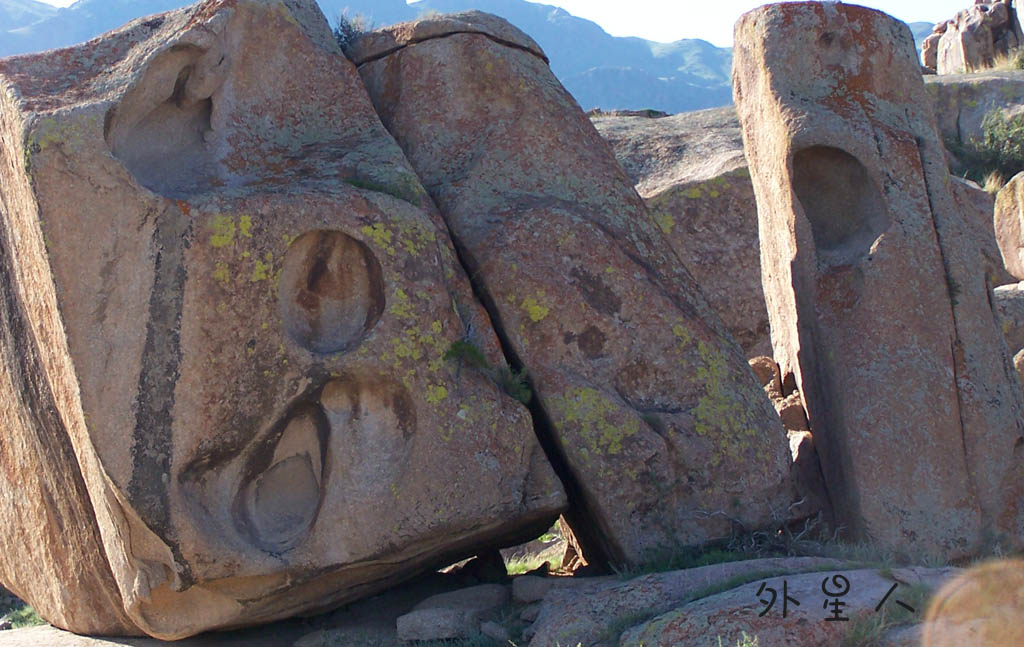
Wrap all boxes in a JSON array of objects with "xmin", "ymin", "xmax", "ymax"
[
  {"xmin": 734, "ymin": 2, "xmax": 1024, "ymax": 558},
  {"xmin": 350, "ymin": 11, "xmax": 793, "ymax": 567},
  {"xmin": 0, "ymin": 0, "xmax": 566, "ymax": 638}
]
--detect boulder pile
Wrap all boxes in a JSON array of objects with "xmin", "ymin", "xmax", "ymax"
[
  {"xmin": 1, "ymin": 0, "xmax": 1023, "ymax": 641},
  {"xmin": 924, "ymin": 0, "xmax": 1024, "ymax": 74},
  {"xmin": 0, "ymin": 0, "xmax": 793, "ymax": 638}
]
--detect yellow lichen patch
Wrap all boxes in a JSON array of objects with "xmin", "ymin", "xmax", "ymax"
[
  {"xmin": 29, "ymin": 114, "xmax": 97, "ymax": 155},
  {"xmin": 396, "ymin": 218, "xmax": 436, "ymax": 257},
  {"xmin": 683, "ymin": 186, "xmax": 703, "ymax": 199},
  {"xmin": 213, "ymin": 261, "xmax": 230, "ymax": 284},
  {"xmin": 239, "ymin": 215, "xmax": 253, "ymax": 238},
  {"xmin": 210, "ymin": 215, "xmax": 236, "ymax": 248},
  {"xmin": 521, "ymin": 294, "xmax": 550, "ymax": 323},
  {"xmin": 361, "ymin": 223, "xmax": 396, "ymax": 256},
  {"xmin": 693, "ymin": 340, "xmax": 758, "ymax": 467},
  {"xmin": 553, "ymin": 387, "xmax": 639, "ymax": 457},
  {"xmin": 392, "ymin": 334, "xmax": 423, "ymax": 364},
  {"xmin": 654, "ymin": 212, "xmax": 676, "ymax": 235},
  {"xmin": 672, "ymin": 322, "xmax": 693, "ymax": 349},
  {"xmin": 251, "ymin": 258, "xmax": 271, "ymax": 282},
  {"xmin": 431, "ymin": 320, "xmax": 444, "ymax": 334},
  {"xmin": 390, "ymin": 288, "xmax": 416, "ymax": 321},
  {"xmin": 282, "ymin": 233, "xmax": 297, "ymax": 247},
  {"xmin": 426, "ymin": 384, "xmax": 449, "ymax": 405}
]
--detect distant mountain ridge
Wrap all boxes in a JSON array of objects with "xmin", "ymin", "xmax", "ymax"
[{"xmin": 1, "ymin": 0, "xmax": 932, "ymax": 114}]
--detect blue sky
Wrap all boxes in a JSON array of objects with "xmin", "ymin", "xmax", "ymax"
[{"xmin": 36, "ymin": 0, "xmax": 969, "ymax": 47}]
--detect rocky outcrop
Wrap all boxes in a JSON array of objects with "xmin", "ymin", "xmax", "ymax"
[
  {"xmin": 593, "ymin": 107, "xmax": 770, "ymax": 357},
  {"xmin": 935, "ymin": 0, "xmax": 1024, "ymax": 74},
  {"xmin": 925, "ymin": 70, "xmax": 1024, "ymax": 163},
  {"xmin": 734, "ymin": 2, "xmax": 1024, "ymax": 558},
  {"xmin": 0, "ymin": 0, "xmax": 568, "ymax": 638},
  {"xmin": 351, "ymin": 11, "xmax": 794, "ymax": 567}
]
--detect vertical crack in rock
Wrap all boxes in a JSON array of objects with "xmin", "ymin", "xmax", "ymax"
[
  {"xmin": 435, "ymin": 223, "xmax": 611, "ymax": 568},
  {"xmin": 914, "ymin": 130, "xmax": 979, "ymax": 501},
  {"xmin": 128, "ymin": 206, "xmax": 193, "ymax": 588}
]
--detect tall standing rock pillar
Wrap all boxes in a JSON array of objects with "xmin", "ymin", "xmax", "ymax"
[{"xmin": 734, "ymin": 1, "xmax": 1024, "ymax": 557}]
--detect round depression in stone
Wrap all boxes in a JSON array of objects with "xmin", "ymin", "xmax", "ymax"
[{"xmin": 278, "ymin": 230, "xmax": 385, "ymax": 354}]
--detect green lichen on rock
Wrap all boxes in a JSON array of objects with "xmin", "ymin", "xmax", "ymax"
[
  {"xmin": 360, "ymin": 222, "xmax": 396, "ymax": 255},
  {"xmin": 553, "ymin": 387, "xmax": 640, "ymax": 457},
  {"xmin": 654, "ymin": 212, "xmax": 676, "ymax": 234},
  {"xmin": 693, "ymin": 340, "xmax": 758, "ymax": 467},
  {"xmin": 210, "ymin": 214, "xmax": 236, "ymax": 248},
  {"xmin": 521, "ymin": 293, "xmax": 550, "ymax": 322}
]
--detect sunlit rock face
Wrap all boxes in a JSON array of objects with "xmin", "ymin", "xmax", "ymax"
[
  {"xmin": 351, "ymin": 11, "xmax": 794, "ymax": 569},
  {"xmin": 734, "ymin": 1, "xmax": 1024, "ymax": 559},
  {"xmin": 0, "ymin": 0, "xmax": 565, "ymax": 638}
]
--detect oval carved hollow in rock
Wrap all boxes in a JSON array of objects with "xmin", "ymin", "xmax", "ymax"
[
  {"xmin": 278, "ymin": 230, "xmax": 386, "ymax": 354},
  {"xmin": 792, "ymin": 146, "xmax": 889, "ymax": 264},
  {"xmin": 237, "ymin": 403, "xmax": 329, "ymax": 553}
]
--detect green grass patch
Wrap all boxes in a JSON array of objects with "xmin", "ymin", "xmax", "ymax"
[
  {"xmin": 7, "ymin": 605, "xmax": 44, "ymax": 628},
  {"xmin": 444, "ymin": 340, "xmax": 533, "ymax": 405},
  {"xmin": 505, "ymin": 553, "xmax": 560, "ymax": 576}
]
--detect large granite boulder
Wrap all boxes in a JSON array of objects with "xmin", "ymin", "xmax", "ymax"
[
  {"xmin": 592, "ymin": 107, "xmax": 770, "ymax": 358},
  {"xmin": 996, "ymin": 170, "xmax": 1024, "ymax": 279},
  {"xmin": 951, "ymin": 175, "xmax": 1018, "ymax": 287},
  {"xmin": 0, "ymin": 0, "xmax": 567, "ymax": 638},
  {"xmin": 936, "ymin": 0, "xmax": 1024, "ymax": 74},
  {"xmin": 350, "ymin": 12, "xmax": 794, "ymax": 567},
  {"xmin": 734, "ymin": 2, "xmax": 1024, "ymax": 558}
]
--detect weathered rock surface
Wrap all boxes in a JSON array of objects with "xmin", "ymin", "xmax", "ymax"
[
  {"xmin": 734, "ymin": 2, "xmax": 1024, "ymax": 557},
  {"xmin": 395, "ymin": 584, "xmax": 509, "ymax": 642},
  {"xmin": 352, "ymin": 11, "xmax": 793, "ymax": 567},
  {"xmin": 0, "ymin": 0, "xmax": 567, "ymax": 638},
  {"xmin": 995, "ymin": 283, "xmax": 1024, "ymax": 352},
  {"xmin": 952, "ymin": 176, "xmax": 1018, "ymax": 286},
  {"xmin": 936, "ymin": 0, "xmax": 1024, "ymax": 74},
  {"xmin": 525, "ymin": 557, "xmax": 844, "ymax": 647},
  {"xmin": 996, "ymin": 170, "xmax": 1024, "ymax": 279},
  {"xmin": 593, "ymin": 108, "xmax": 1015, "ymax": 356},
  {"xmin": 592, "ymin": 107, "xmax": 770, "ymax": 357},
  {"xmin": 619, "ymin": 567, "xmax": 961, "ymax": 647}
]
